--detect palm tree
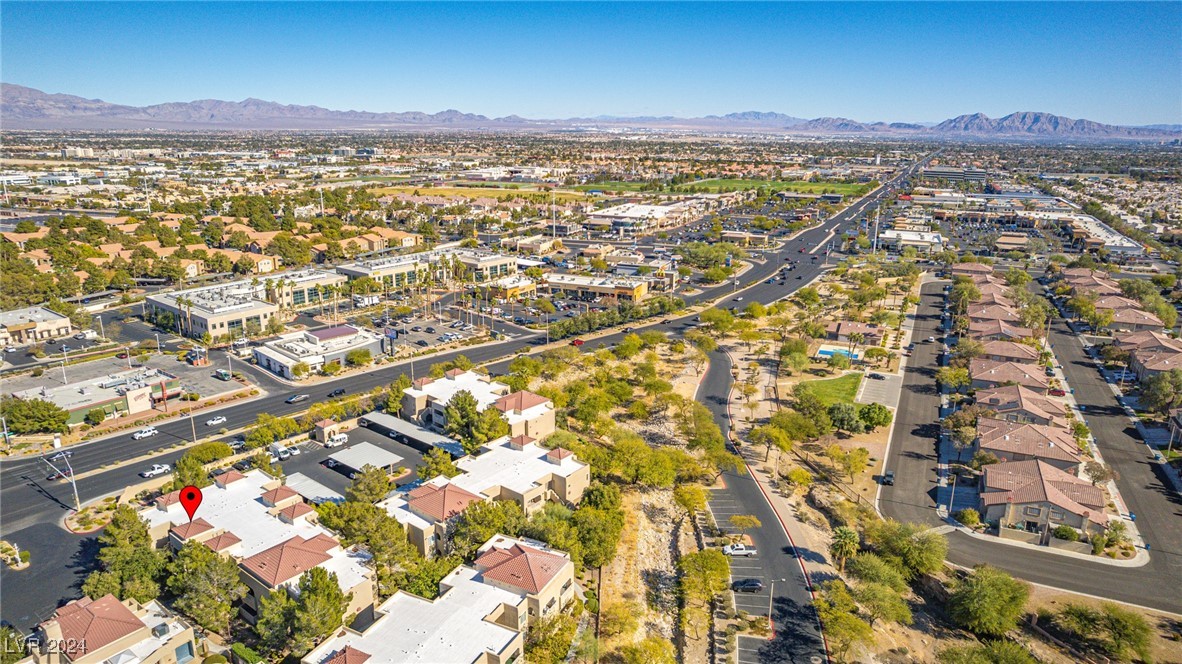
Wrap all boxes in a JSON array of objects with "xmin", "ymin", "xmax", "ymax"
[
  {"xmin": 829, "ymin": 526, "xmax": 859, "ymax": 573},
  {"xmin": 847, "ymin": 331, "xmax": 865, "ymax": 357}
]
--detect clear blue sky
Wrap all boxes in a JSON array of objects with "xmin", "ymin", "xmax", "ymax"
[{"xmin": 4, "ymin": 2, "xmax": 1180, "ymax": 125}]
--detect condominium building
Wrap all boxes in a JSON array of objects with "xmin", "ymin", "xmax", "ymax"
[
  {"xmin": 27, "ymin": 596, "xmax": 197, "ymax": 664},
  {"xmin": 400, "ymin": 369, "xmax": 556, "ymax": 439},
  {"xmin": 138, "ymin": 470, "xmax": 374, "ymax": 624}
]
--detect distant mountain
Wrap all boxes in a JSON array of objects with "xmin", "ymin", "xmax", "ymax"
[
  {"xmin": 933, "ymin": 111, "xmax": 1167, "ymax": 138},
  {"xmin": 2, "ymin": 83, "xmax": 1177, "ymax": 140}
]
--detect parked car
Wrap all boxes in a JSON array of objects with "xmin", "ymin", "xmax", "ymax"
[
  {"xmin": 285, "ymin": 394, "xmax": 310, "ymax": 404},
  {"xmin": 867, "ymin": 373, "xmax": 886, "ymax": 380},
  {"xmin": 570, "ymin": 339, "xmax": 585, "ymax": 347},
  {"xmin": 132, "ymin": 427, "xmax": 159, "ymax": 440},
  {"xmin": 140, "ymin": 464, "xmax": 171, "ymax": 478},
  {"xmin": 1049, "ymin": 388, "xmax": 1067, "ymax": 397},
  {"xmin": 229, "ymin": 437, "xmax": 247, "ymax": 451},
  {"xmin": 328, "ymin": 388, "xmax": 346, "ymax": 398},
  {"xmin": 882, "ymin": 470, "xmax": 896, "ymax": 486},
  {"xmin": 722, "ymin": 543, "xmax": 757, "ymax": 557},
  {"xmin": 732, "ymin": 579, "xmax": 765, "ymax": 593},
  {"xmin": 205, "ymin": 415, "xmax": 227, "ymax": 427}
]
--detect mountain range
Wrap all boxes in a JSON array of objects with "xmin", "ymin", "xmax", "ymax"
[{"xmin": 2, "ymin": 83, "xmax": 1177, "ymax": 140}]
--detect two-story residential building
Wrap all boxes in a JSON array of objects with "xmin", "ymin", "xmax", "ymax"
[
  {"xmin": 969, "ymin": 359, "xmax": 1049, "ymax": 393},
  {"xmin": 401, "ymin": 370, "xmax": 555, "ymax": 439},
  {"xmin": 976, "ymin": 417, "xmax": 1083, "ymax": 473},
  {"xmin": 978, "ymin": 459, "xmax": 1108, "ymax": 538},
  {"xmin": 978, "ymin": 340, "xmax": 1040, "ymax": 364},
  {"xmin": 26, "ymin": 595, "xmax": 197, "ymax": 664},
  {"xmin": 973, "ymin": 385, "xmax": 1068, "ymax": 429}
]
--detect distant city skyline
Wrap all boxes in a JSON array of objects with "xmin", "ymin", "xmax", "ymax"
[{"xmin": 3, "ymin": 1, "xmax": 1180, "ymax": 126}]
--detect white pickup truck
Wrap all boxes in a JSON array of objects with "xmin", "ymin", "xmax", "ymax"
[{"xmin": 722, "ymin": 543, "xmax": 758, "ymax": 557}]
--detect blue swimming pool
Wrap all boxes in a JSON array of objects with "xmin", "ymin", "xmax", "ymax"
[{"xmin": 817, "ymin": 348, "xmax": 856, "ymax": 359}]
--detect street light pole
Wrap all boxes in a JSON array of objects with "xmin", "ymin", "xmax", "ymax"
[{"xmin": 96, "ymin": 315, "xmax": 105, "ymax": 341}]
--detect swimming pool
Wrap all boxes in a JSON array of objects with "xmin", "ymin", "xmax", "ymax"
[{"xmin": 817, "ymin": 348, "xmax": 857, "ymax": 359}]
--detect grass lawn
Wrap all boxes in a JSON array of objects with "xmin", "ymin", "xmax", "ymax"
[
  {"xmin": 806, "ymin": 372, "xmax": 862, "ymax": 405},
  {"xmin": 369, "ymin": 185, "xmax": 592, "ymax": 203},
  {"xmin": 571, "ymin": 181, "xmax": 655, "ymax": 192},
  {"xmin": 675, "ymin": 179, "xmax": 874, "ymax": 196}
]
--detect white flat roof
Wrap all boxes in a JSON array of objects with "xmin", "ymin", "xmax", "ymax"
[
  {"xmin": 284, "ymin": 473, "xmax": 345, "ymax": 505},
  {"xmin": 139, "ymin": 470, "xmax": 370, "ymax": 593},
  {"xmin": 303, "ymin": 565, "xmax": 523, "ymax": 664},
  {"xmin": 328, "ymin": 442, "xmax": 404, "ymax": 471},
  {"xmin": 454, "ymin": 438, "xmax": 585, "ymax": 497},
  {"xmin": 405, "ymin": 370, "xmax": 507, "ymax": 411}
]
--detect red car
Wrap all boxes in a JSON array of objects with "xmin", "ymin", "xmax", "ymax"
[
  {"xmin": 116, "ymin": 352, "xmax": 129, "ymax": 359},
  {"xmin": 570, "ymin": 339, "xmax": 585, "ymax": 347},
  {"xmin": 1049, "ymin": 388, "xmax": 1067, "ymax": 397}
]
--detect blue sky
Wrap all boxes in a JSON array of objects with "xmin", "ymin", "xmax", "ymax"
[{"xmin": 3, "ymin": 2, "xmax": 1180, "ymax": 125}]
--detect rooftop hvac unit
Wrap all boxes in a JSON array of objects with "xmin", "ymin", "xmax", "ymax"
[{"xmin": 151, "ymin": 623, "xmax": 169, "ymax": 638}]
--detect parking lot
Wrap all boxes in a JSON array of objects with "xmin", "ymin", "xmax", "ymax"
[
  {"xmin": 706, "ymin": 492, "xmax": 773, "ymax": 620},
  {"xmin": 855, "ymin": 370, "xmax": 903, "ymax": 409},
  {"xmin": 270, "ymin": 425, "xmax": 427, "ymax": 496}
]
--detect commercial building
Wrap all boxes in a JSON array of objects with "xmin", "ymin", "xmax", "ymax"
[
  {"xmin": 338, "ymin": 248, "xmax": 517, "ymax": 285},
  {"xmin": 27, "ymin": 595, "xmax": 197, "ymax": 664},
  {"xmin": 146, "ymin": 281, "xmax": 278, "ymax": 341},
  {"xmin": 586, "ymin": 203, "xmax": 681, "ymax": 235},
  {"xmin": 541, "ymin": 273, "xmax": 650, "ymax": 303},
  {"xmin": 12, "ymin": 367, "xmax": 181, "ymax": 426},
  {"xmin": 0, "ymin": 306, "xmax": 73, "ymax": 346},
  {"xmin": 139, "ymin": 470, "xmax": 374, "ymax": 624},
  {"xmin": 268, "ymin": 268, "xmax": 348, "ymax": 310},
  {"xmin": 253, "ymin": 325, "xmax": 384, "ymax": 379},
  {"xmin": 919, "ymin": 166, "xmax": 987, "ymax": 182},
  {"xmin": 877, "ymin": 229, "xmax": 945, "ymax": 254},
  {"xmin": 486, "ymin": 275, "xmax": 538, "ymax": 300}
]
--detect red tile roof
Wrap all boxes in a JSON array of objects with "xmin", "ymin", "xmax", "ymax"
[
  {"xmin": 278, "ymin": 502, "xmax": 315, "ymax": 521},
  {"xmin": 45, "ymin": 595, "xmax": 143, "ymax": 657},
  {"xmin": 217, "ymin": 470, "xmax": 247, "ymax": 486},
  {"xmin": 406, "ymin": 481, "xmax": 483, "ymax": 522},
  {"xmin": 260, "ymin": 485, "xmax": 300, "ymax": 506},
  {"xmin": 980, "ymin": 460, "xmax": 1107, "ymax": 527},
  {"xmin": 240, "ymin": 535, "xmax": 337, "ymax": 587},
  {"xmin": 325, "ymin": 646, "xmax": 372, "ymax": 664},
  {"xmin": 474, "ymin": 543, "xmax": 568, "ymax": 594},
  {"xmin": 170, "ymin": 517, "xmax": 214, "ymax": 540},
  {"xmin": 203, "ymin": 531, "xmax": 242, "ymax": 552},
  {"xmin": 494, "ymin": 390, "xmax": 550, "ymax": 414}
]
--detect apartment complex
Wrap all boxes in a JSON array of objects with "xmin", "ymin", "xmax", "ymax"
[
  {"xmin": 138, "ymin": 470, "xmax": 374, "ymax": 624},
  {"xmin": 401, "ymin": 370, "xmax": 556, "ymax": 440}
]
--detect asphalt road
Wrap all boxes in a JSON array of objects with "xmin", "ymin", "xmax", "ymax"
[
  {"xmin": 702, "ymin": 352, "xmax": 827, "ymax": 664},
  {"xmin": 0, "ymin": 161, "xmax": 919, "ymax": 633},
  {"xmin": 879, "ymin": 280, "xmax": 1182, "ymax": 614}
]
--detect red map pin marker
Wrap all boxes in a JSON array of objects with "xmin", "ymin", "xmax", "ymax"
[{"xmin": 179, "ymin": 485, "xmax": 202, "ymax": 521}]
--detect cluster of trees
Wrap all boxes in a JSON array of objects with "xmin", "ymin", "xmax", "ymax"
[
  {"xmin": 814, "ymin": 519, "xmax": 950, "ymax": 662},
  {"xmin": 1119, "ymin": 278, "xmax": 1179, "ymax": 331},
  {"xmin": 547, "ymin": 296, "xmax": 685, "ymax": 339},
  {"xmin": 443, "ymin": 389, "xmax": 511, "ymax": 454},
  {"xmin": 0, "ymin": 397, "xmax": 70, "ymax": 434},
  {"xmin": 677, "ymin": 549, "xmax": 730, "ymax": 639},
  {"xmin": 1051, "ymin": 601, "xmax": 1153, "ymax": 662}
]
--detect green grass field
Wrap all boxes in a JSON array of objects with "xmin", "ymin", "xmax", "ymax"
[
  {"xmin": 369, "ymin": 185, "xmax": 592, "ymax": 203},
  {"xmin": 676, "ymin": 179, "xmax": 874, "ymax": 196},
  {"xmin": 571, "ymin": 181, "xmax": 656, "ymax": 193},
  {"xmin": 806, "ymin": 373, "xmax": 863, "ymax": 405}
]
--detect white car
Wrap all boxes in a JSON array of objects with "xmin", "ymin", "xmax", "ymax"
[
  {"xmin": 722, "ymin": 543, "xmax": 757, "ymax": 557},
  {"xmin": 140, "ymin": 464, "xmax": 171, "ymax": 478},
  {"xmin": 132, "ymin": 427, "xmax": 159, "ymax": 440},
  {"xmin": 205, "ymin": 415, "xmax": 227, "ymax": 427}
]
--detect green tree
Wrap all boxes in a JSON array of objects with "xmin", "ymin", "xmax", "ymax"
[
  {"xmin": 749, "ymin": 424, "xmax": 792, "ymax": 462},
  {"xmin": 858, "ymin": 402, "xmax": 893, "ymax": 430},
  {"xmin": 290, "ymin": 567, "xmax": 352, "ymax": 655},
  {"xmin": 936, "ymin": 366, "xmax": 971, "ymax": 392},
  {"xmin": 829, "ymin": 526, "xmax": 860, "ymax": 572},
  {"xmin": 345, "ymin": 464, "xmax": 390, "ymax": 503},
  {"xmin": 525, "ymin": 614, "xmax": 578, "ymax": 664},
  {"xmin": 572, "ymin": 506, "xmax": 625, "ymax": 569},
  {"xmin": 1141, "ymin": 367, "xmax": 1182, "ymax": 414},
  {"xmin": 937, "ymin": 640, "xmax": 1036, "ymax": 664},
  {"xmin": 827, "ymin": 352, "xmax": 852, "ymax": 372},
  {"xmin": 1096, "ymin": 602, "xmax": 1153, "ymax": 662},
  {"xmin": 166, "ymin": 540, "xmax": 247, "ymax": 633},
  {"xmin": 600, "ymin": 601, "xmax": 641, "ymax": 638},
  {"xmin": 852, "ymin": 581, "xmax": 912, "ymax": 627},
  {"xmin": 254, "ymin": 586, "xmax": 297, "ymax": 654},
  {"xmin": 0, "ymin": 398, "xmax": 69, "ymax": 434},
  {"xmin": 452, "ymin": 500, "xmax": 527, "ymax": 559},
  {"xmin": 829, "ymin": 403, "xmax": 865, "ymax": 434},
  {"xmin": 344, "ymin": 349, "xmax": 372, "ymax": 366},
  {"xmin": 444, "ymin": 390, "xmax": 509, "ymax": 453},
  {"xmin": 82, "ymin": 505, "xmax": 167, "ymax": 603},
  {"xmin": 863, "ymin": 519, "xmax": 948, "ymax": 580},
  {"xmin": 698, "ymin": 308, "xmax": 735, "ymax": 334},
  {"xmin": 673, "ymin": 484, "xmax": 708, "ymax": 523},
  {"xmin": 846, "ymin": 552, "xmax": 908, "ymax": 593},
  {"xmin": 949, "ymin": 565, "xmax": 1029, "ymax": 637},
  {"xmin": 815, "ymin": 581, "xmax": 874, "ymax": 663},
  {"xmin": 84, "ymin": 407, "xmax": 107, "ymax": 426},
  {"xmin": 418, "ymin": 447, "xmax": 460, "ymax": 480}
]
